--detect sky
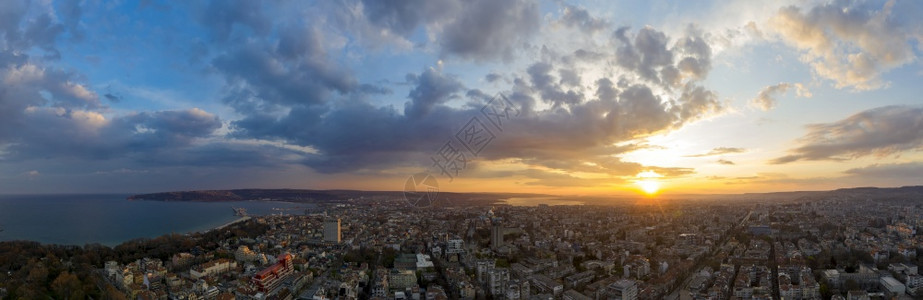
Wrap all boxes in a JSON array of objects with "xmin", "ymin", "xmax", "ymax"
[{"xmin": 0, "ymin": 0, "xmax": 922, "ymax": 195}]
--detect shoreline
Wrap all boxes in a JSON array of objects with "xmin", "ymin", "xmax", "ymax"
[{"xmin": 208, "ymin": 216, "xmax": 251, "ymax": 232}]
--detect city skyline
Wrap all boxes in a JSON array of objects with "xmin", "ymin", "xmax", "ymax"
[{"xmin": 1, "ymin": 0, "xmax": 922, "ymax": 195}]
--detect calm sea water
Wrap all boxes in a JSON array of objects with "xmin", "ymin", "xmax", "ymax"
[{"xmin": 0, "ymin": 194, "xmax": 308, "ymax": 246}]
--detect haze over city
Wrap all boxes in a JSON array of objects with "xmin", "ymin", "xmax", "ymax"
[{"xmin": 1, "ymin": 0, "xmax": 922, "ymax": 196}]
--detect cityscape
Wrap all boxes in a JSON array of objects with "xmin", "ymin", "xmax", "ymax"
[
  {"xmin": 2, "ymin": 0, "xmax": 923, "ymax": 300},
  {"xmin": 5, "ymin": 188, "xmax": 923, "ymax": 299}
]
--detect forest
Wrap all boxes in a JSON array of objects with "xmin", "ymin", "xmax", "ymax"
[{"xmin": 0, "ymin": 220, "xmax": 268, "ymax": 299}]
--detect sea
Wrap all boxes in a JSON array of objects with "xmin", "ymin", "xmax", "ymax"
[{"xmin": 0, "ymin": 194, "xmax": 308, "ymax": 247}]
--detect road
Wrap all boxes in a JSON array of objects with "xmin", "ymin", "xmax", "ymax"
[{"xmin": 666, "ymin": 210, "xmax": 752, "ymax": 300}]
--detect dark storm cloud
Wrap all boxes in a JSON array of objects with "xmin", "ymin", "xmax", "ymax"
[{"xmin": 772, "ymin": 106, "xmax": 923, "ymax": 164}]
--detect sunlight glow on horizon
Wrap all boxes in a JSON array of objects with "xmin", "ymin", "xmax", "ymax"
[{"xmin": 634, "ymin": 170, "xmax": 663, "ymax": 195}]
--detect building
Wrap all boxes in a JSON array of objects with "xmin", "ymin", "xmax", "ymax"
[
  {"xmin": 846, "ymin": 290, "xmax": 869, "ymax": 300},
  {"xmin": 372, "ymin": 269, "xmax": 389, "ymax": 298},
  {"xmin": 565, "ymin": 271, "xmax": 595, "ymax": 288},
  {"xmin": 324, "ymin": 218, "xmax": 341, "ymax": 243},
  {"xmin": 749, "ymin": 225, "xmax": 771, "ymax": 235},
  {"xmin": 389, "ymin": 269, "xmax": 417, "ymax": 291},
  {"xmin": 190, "ymin": 259, "xmax": 237, "ymax": 279},
  {"xmin": 606, "ymin": 279, "xmax": 638, "ymax": 300},
  {"xmin": 563, "ymin": 290, "xmax": 592, "ymax": 300},
  {"xmin": 171, "ymin": 253, "xmax": 194, "ymax": 268},
  {"xmin": 531, "ymin": 274, "xmax": 564, "ymax": 296},
  {"xmin": 907, "ymin": 275, "xmax": 923, "ymax": 296},
  {"xmin": 880, "ymin": 276, "xmax": 905, "ymax": 298},
  {"xmin": 446, "ymin": 239, "xmax": 465, "ymax": 254},
  {"xmin": 491, "ymin": 224, "xmax": 503, "ymax": 249},
  {"xmin": 235, "ymin": 245, "xmax": 258, "ymax": 262},
  {"xmin": 507, "ymin": 279, "xmax": 530, "ymax": 300},
  {"xmin": 251, "ymin": 253, "xmax": 294, "ymax": 293},
  {"xmin": 488, "ymin": 268, "xmax": 510, "ymax": 296}
]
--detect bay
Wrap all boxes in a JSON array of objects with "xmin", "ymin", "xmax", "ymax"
[{"xmin": 0, "ymin": 194, "xmax": 308, "ymax": 246}]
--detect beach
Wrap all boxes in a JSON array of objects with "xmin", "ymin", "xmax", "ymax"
[{"xmin": 210, "ymin": 216, "xmax": 251, "ymax": 232}]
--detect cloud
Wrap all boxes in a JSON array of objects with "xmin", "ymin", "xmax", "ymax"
[
  {"xmin": 526, "ymin": 62, "xmax": 584, "ymax": 107},
  {"xmin": 611, "ymin": 25, "xmax": 714, "ymax": 88},
  {"xmin": 772, "ymin": 106, "xmax": 923, "ymax": 164},
  {"xmin": 557, "ymin": 4, "xmax": 609, "ymax": 33},
  {"xmin": 404, "ymin": 68, "xmax": 465, "ymax": 119},
  {"xmin": 23, "ymin": 170, "xmax": 39, "ymax": 179},
  {"xmin": 844, "ymin": 162, "xmax": 923, "ymax": 179},
  {"xmin": 716, "ymin": 159, "xmax": 735, "ymax": 165},
  {"xmin": 769, "ymin": 1, "xmax": 923, "ymax": 90},
  {"xmin": 520, "ymin": 169, "xmax": 613, "ymax": 187},
  {"xmin": 751, "ymin": 82, "xmax": 811, "ymax": 111},
  {"xmin": 439, "ymin": 0, "xmax": 540, "ymax": 60},
  {"xmin": 685, "ymin": 147, "xmax": 746, "ymax": 157},
  {"xmin": 2, "ymin": 0, "xmax": 741, "ymax": 191},
  {"xmin": 218, "ymin": 23, "xmax": 725, "ymax": 180},
  {"xmin": 8, "ymin": 107, "xmax": 222, "ymax": 160},
  {"xmin": 0, "ymin": 3, "xmax": 103, "ymax": 145},
  {"xmin": 672, "ymin": 83, "xmax": 723, "ymax": 121},
  {"xmin": 103, "ymin": 93, "xmax": 121, "ymax": 102},
  {"xmin": 200, "ymin": 0, "xmax": 271, "ymax": 42},
  {"xmin": 484, "ymin": 73, "xmax": 503, "ymax": 83},
  {"xmin": 213, "ymin": 37, "xmax": 357, "ymax": 114},
  {"xmin": 336, "ymin": 0, "xmax": 539, "ymax": 60}
]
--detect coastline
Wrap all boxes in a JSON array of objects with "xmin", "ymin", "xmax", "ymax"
[{"xmin": 208, "ymin": 216, "xmax": 251, "ymax": 232}]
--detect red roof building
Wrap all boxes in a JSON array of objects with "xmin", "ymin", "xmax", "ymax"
[{"xmin": 251, "ymin": 253, "xmax": 294, "ymax": 294}]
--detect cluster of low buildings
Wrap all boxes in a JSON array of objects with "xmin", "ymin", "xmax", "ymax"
[{"xmin": 98, "ymin": 194, "xmax": 922, "ymax": 300}]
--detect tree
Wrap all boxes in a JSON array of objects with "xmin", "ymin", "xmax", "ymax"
[
  {"xmin": 102, "ymin": 284, "xmax": 128, "ymax": 300},
  {"xmin": 51, "ymin": 271, "xmax": 84, "ymax": 300}
]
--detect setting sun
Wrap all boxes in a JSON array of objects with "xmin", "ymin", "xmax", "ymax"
[{"xmin": 635, "ymin": 171, "xmax": 663, "ymax": 195}]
